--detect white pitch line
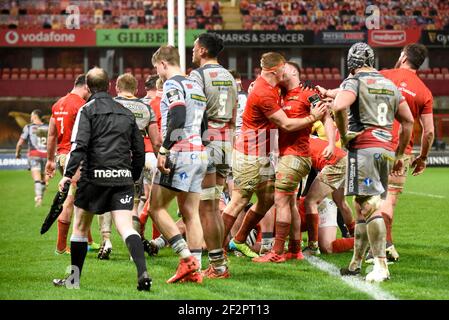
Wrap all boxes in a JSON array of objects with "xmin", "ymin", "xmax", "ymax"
[
  {"xmin": 403, "ymin": 191, "xmax": 446, "ymax": 199},
  {"xmin": 304, "ymin": 255, "xmax": 397, "ymax": 300}
]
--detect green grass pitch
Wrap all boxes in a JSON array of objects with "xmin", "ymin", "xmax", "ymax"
[{"xmin": 1, "ymin": 169, "xmax": 449, "ymax": 300}]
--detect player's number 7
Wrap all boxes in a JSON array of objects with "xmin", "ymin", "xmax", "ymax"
[{"xmin": 57, "ymin": 117, "xmax": 64, "ymax": 134}]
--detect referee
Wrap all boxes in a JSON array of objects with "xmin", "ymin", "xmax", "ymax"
[{"xmin": 53, "ymin": 67, "xmax": 151, "ymax": 291}]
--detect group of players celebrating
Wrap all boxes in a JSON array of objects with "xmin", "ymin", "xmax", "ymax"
[{"xmin": 17, "ymin": 32, "xmax": 433, "ymax": 291}]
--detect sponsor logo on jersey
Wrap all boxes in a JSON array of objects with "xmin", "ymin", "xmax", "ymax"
[
  {"xmin": 368, "ymin": 88, "xmax": 394, "ymax": 96},
  {"xmin": 94, "ymin": 169, "xmax": 132, "ymax": 178},
  {"xmin": 190, "ymin": 94, "xmax": 207, "ymax": 102},
  {"xmin": 119, "ymin": 195, "xmax": 133, "ymax": 204},
  {"xmin": 211, "ymin": 80, "xmax": 233, "ymax": 87},
  {"xmin": 371, "ymin": 129, "xmax": 392, "ymax": 142},
  {"xmin": 166, "ymin": 89, "xmax": 181, "ymax": 104}
]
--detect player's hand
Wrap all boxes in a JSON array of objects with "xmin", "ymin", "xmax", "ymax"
[
  {"xmin": 300, "ymin": 80, "xmax": 315, "ymax": 91},
  {"xmin": 58, "ymin": 176, "xmax": 71, "ymax": 192},
  {"xmin": 392, "ymin": 156, "xmax": 405, "ymax": 177},
  {"xmin": 411, "ymin": 155, "xmax": 427, "ymax": 176},
  {"xmin": 45, "ymin": 160, "xmax": 56, "ymax": 178},
  {"xmin": 310, "ymin": 101, "xmax": 327, "ymax": 121},
  {"xmin": 315, "ymin": 85, "xmax": 328, "ymax": 97},
  {"xmin": 322, "ymin": 144, "xmax": 335, "ymax": 160},
  {"xmin": 157, "ymin": 154, "xmax": 170, "ymax": 175}
]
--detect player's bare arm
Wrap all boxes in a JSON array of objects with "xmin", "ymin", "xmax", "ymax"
[
  {"xmin": 268, "ymin": 101, "xmax": 327, "ymax": 132},
  {"xmin": 392, "ymin": 100, "xmax": 414, "ymax": 176},
  {"xmin": 15, "ymin": 138, "xmax": 25, "ymax": 159},
  {"xmin": 147, "ymin": 122, "xmax": 162, "ymax": 155},
  {"xmin": 412, "ymin": 113, "xmax": 434, "ymax": 176},
  {"xmin": 332, "ymin": 90, "xmax": 360, "ymax": 146},
  {"xmin": 46, "ymin": 117, "xmax": 58, "ymax": 178},
  {"xmin": 322, "ymin": 109, "xmax": 336, "ymax": 159}
]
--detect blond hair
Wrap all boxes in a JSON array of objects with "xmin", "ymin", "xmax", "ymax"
[
  {"xmin": 260, "ymin": 52, "xmax": 286, "ymax": 71},
  {"xmin": 152, "ymin": 45, "xmax": 180, "ymax": 67},
  {"xmin": 116, "ymin": 73, "xmax": 138, "ymax": 93}
]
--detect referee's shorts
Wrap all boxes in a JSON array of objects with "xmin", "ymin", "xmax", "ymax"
[{"xmin": 75, "ymin": 180, "xmax": 134, "ymax": 214}]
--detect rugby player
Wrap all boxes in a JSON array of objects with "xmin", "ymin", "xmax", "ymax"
[
  {"xmin": 190, "ymin": 33, "xmax": 238, "ymax": 278},
  {"xmin": 150, "ymin": 45, "xmax": 208, "ymax": 283},
  {"xmin": 45, "ymin": 75, "xmax": 97, "ymax": 255},
  {"xmin": 372, "ymin": 44, "xmax": 434, "ymax": 262},
  {"xmin": 333, "ymin": 43, "xmax": 413, "ymax": 282},
  {"xmin": 303, "ymin": 136, "xmax": 355, "ymax": 255},
  {"xmin": 53, "ymin": 67, "xmax": 151, "ymax": 291},
  {"xmin": 253, "ymin": 61, "xmax": 336, "ymax": 263},
  {"xmin": 222, "ymin": 52, "xmax": 327, "ymax": 258},
  {"xmin": 16, "ymin": 109, "xmax": 49, "ymax": 207}
]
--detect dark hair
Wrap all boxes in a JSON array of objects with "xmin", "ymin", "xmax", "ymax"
[
  {"xmin": 145, "ymin": 74, "xmax": 159, "ymax": 90},
  {"xmin": 197, "ymin": 33, "xmax": 224, "ymax": 58},
  {"xmin": 74, "ymin": 74, "xmax": 86, "ymax": 87},
  {"xmin": 31, "ymin": 109, "xmax": 42, "ymax": 119},
  {"xmin": 403, "ymin": 44, "xmax": 428, "ymax": 70},
  {"xmin": 229, "ymin": 69, "xmax": 241, "ymax": 80},
  {"xmin": 86, "ymin": 67, "xmax": 109, "ymax": 94},
  {"xmin": 286, "ymin": 61, "xmax": 301, "ymax": 77}
]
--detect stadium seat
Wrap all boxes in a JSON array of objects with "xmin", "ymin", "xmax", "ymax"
[
  {"xmin": 307, "ymin": 74, "xmax": 316, "ymax": 80},
  {"xmin": 134, "ymin": 68, "xmax": 142, "ymax": 75},
  {"xmin": 65, "ymin": 73, "xmax": 74, "ymax": 80},
  {"xmin": 47, "ymin": 73, "xmax": 55, "ymax": 80},
  {"xmin": 2, "ymin": 68, "xmax": 11, "ymax": 74},
  {"xmin": 65, "ymin": 67, "xmax": 73, "ymax": 75},
  {"xmin": 432, "ymin": 67, "xmax": 440, "ymax": 74},
  {"xmin": 37, "ymin": 72, "xmax": 46, "ymax": 80},
  {"xmin": 444, "ymin": 73, "xmax": 449, "ymax": 80},
  {"xmin": 323, "ymin": 67, "xmax": 331, "ymax": 74},
  {"xmin": 134, "ymin": 73, "xmax": 143, "ymax": 80},
  {"xmin": 47, "ymin": 68, "xmax": 55, "ymax": 74},
  {"xmin": 324, "ymin": 73, "xmax": 333, "ymax": 80},
  {"xmin": 143, "ymin": 68, "xmax": 151, "ymax": 74},
  {"xmin": 315, "ymin": 73, "xmax": 324, "ymax": 80},
  {"xmin": 333, "ymin": 74, "xmax": 342, "ymax": 80},
  {"xmin": 1, "ymin": 73, "xmax": 9, "ymax": 80},
  {"xmin": 299, "ymin": 73, "xmax": 306, "ymax": 80},
  {"xmin": 11, "ymin": 68, "xmax": 19, "ymax": 73},
  {"xmin": 125, "ymin": 68, "xmax": 133, "ymax": 74},
  {"xmin": 331, "ymin": 67, "xmax": 340, "ymax": 74},
  {"xmin": 74, "ymin": 67, "xmax": 83, "ymax": 75},
  {"xmin": 11, "ymin": 73, "xmax": 19, "ymax": 80},
  {"xmin": 28, "ymin": 73, "xmax": 37, "ymax": 80},
  {"xmin": 427, "ymin": 73, "xmax": 435, "ymax": 80},
  {"xmin": 314, "ymin": 67, "xmax": 322, "ymax": 74},
  {"xmin": 441, "ymin": 67, "xmax": 448, "ymax": 74},
  {"xmin": 418, "ymin": 73, "xmax": 426, "ymax": 79},
  {"xmin": 56, "ymin": 73, "xmax": 64, "ymax": 80},
  {"xmin": 435, "ymin": 73, "xmax": 443, "ymax": 80},
  {"xmin": 19, "ymin": 73, "xmax": 28, "ymax": 80},
  {"xmin": 20, "ymin": 68, "xmax": 28, "ymax": 75},
  {"xmin": 305, "ymin": 67, "xmax": 313, "ymax": 74},
  {"xmin": 56, "ymin": 67, "xmax": 64, "ymax": 74},
  {"xmin": 421, "ymin": 69, "xmax": 431, "ymax": 74}
]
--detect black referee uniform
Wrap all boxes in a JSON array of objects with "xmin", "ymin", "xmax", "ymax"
[{"xmin": 64, "ymin": 91, "xmax": 145, "ymax": 213}]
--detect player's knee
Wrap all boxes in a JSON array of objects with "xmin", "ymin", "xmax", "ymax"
[{"xmin": 355, "ymin": 195, "xmax": 381, "ymax": 219}]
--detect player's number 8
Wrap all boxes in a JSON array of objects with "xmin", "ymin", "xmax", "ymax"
[{"xmin": 377, "ymin": 103, "xmax": 388, "ymax": 126}]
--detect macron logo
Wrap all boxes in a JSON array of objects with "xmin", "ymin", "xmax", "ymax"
[{"xmin": 94, "ymin": 169, "xmax": 132, "ymax": 178}]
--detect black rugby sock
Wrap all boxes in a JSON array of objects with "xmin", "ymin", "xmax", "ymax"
[{"xmin": 126, "ymin": 234, "xmax": 147, "ymax": 278}]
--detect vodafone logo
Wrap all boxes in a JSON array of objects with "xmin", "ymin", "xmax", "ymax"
[
  {"xmin": 371, "ymin": 30, "xmax": 406, "ymax": 46},
  {"xmin": 5, "ymin": 31, "xmax": 19, "ymax": 44}
]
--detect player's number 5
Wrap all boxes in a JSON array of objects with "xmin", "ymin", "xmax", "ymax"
[{"xmin": 218, "ymin": 92, "xmax": 228, "ymax": 117}]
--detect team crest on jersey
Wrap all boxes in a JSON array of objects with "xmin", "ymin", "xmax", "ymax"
[
  {"xmin": 186, "ymin": 83, "xmax": 193, "ymax": 89},
  {"xmin": 166, "ymin": 89, "xmax": 181, "ymax": 104},
  {"xmin": 367, "ymin": 79, "xmax": 377, "ymax": 85},
  {"xmin": 210, "ymin": 71, "xmax": 218, "ymax": 78}
]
